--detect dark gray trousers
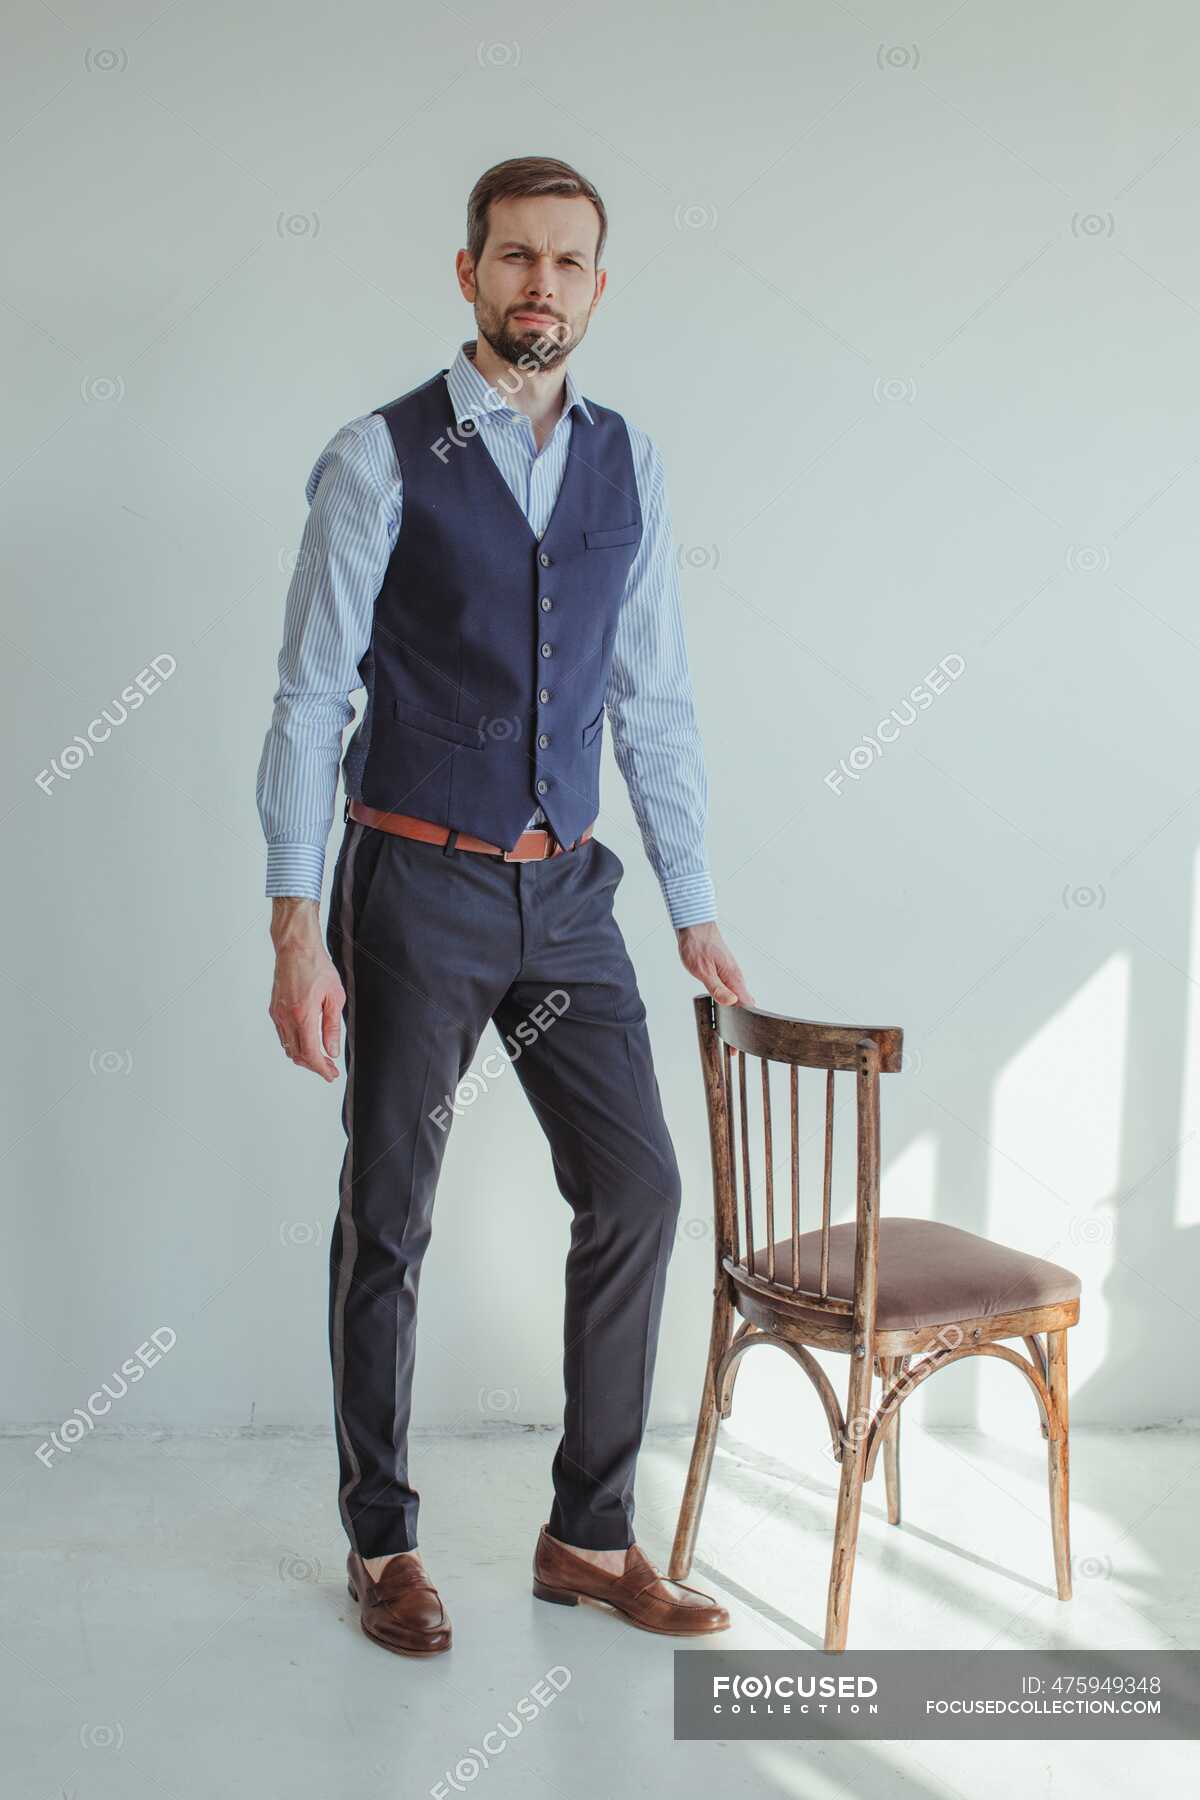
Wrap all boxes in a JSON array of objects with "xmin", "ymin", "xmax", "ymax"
[{"xmin": 325, "ymin": 818, "xmax": 683, "ymax": 1557}]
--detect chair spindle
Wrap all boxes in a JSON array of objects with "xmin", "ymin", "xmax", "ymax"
[{"xmin": 820, "ymin": 1068, "xmax": 834, "ymax": 1299}]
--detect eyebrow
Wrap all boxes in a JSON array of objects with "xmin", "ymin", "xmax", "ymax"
[{"xmin": 493, "ymin": 240, "xmax": 590, "ymax": 259}]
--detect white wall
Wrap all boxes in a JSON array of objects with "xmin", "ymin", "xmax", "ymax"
[{"xmin": 3, "ymin": 1, "xmax": 1198, "ymax": 1443}]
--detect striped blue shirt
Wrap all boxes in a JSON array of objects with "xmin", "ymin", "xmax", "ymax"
[{"xmin": 256, "ymin": 339, "xmax": 716, "ymax": 927}]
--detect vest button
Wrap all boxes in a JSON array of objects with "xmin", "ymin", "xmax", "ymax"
[
  {"xmin": 539, "ymin": 551, "xmax": 551, "ymax": 566},
  {"xmin": 536, "ymin": 778, "xmax": 549, "ymax": 794},
  {"xmin": 539, "ymin": 687, "xmax": 550, "ymax": 703},
  {"xmin": 540, "ymin": 642, "xmax": 552, "ymax": 657},
  {"xmin": 538, "ymin": 733, "xmax": 550, "ymax": 748},
  {"xmin": 540, "ymin": 596, "xmax": 552, "ymax": 611}
]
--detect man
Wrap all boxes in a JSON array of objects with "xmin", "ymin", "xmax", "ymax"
[{"xmin": 256, "ymin": 155, "xmax": 753, "ymax": 1656}]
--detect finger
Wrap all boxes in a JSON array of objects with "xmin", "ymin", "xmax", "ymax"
[{"xmin": 719, "ymin": 958, "xmax": 755, "ymax": 1007}]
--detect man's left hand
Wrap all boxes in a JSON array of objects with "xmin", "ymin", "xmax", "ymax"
[{"xmin": 676, "ymin": 920, "xmax": 755, "ymax": 1007}]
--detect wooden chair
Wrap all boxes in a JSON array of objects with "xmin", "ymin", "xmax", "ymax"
[{"xmin": 669, "ymin": 997, "xmax": 1081, "ymax": 1651}]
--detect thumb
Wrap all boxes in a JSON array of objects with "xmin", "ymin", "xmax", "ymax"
[{"xmin": 322, "ymin": 991, "xmax": 342, "ymax": 1062}]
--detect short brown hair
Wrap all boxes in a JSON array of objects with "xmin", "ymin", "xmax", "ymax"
[{"xmin": 466, "ymin": 156, "xmax": 607, "ymax": 270}]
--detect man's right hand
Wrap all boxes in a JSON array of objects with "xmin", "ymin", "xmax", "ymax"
[{"xmin": 268, "ymin": 898, "xmax": 346, "ymax": 1081}]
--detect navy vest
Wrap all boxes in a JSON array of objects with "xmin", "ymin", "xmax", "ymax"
[{"xmin": 359, "ymin": 370, "xmax": 642, "ymax": 850}]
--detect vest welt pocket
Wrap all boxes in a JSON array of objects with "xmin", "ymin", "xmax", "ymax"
[
  {"xmin": 584, "ymin": 523, "xmax": 640, "ymax": 549},
  {"xmin": 582, "ymin": 705, "xmax": 605, "ymax": 746},
  {"xmin": 393, "ymin": 698, "xmax": 483, "ymax": 750}
]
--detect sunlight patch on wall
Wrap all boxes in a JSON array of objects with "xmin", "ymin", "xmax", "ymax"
[
  {"xmin": 989, "ymin": 951, "xmax": 1128, "ymax": 1216},
  {"xmin": 981, "ymin": 953, "xmax": 1127, "ymax": 1419},
  {"xmin": 1175, "ymin": 845, "xmax": 1200, "ymax": 1227}
]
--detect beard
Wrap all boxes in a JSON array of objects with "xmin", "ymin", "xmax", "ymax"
[{"xmin": 476, "ymin": 295, "xmax": 576, "ymax": 373}]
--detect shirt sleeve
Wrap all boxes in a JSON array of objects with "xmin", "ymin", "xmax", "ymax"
[
  {"xmin": 255, "ymin": 417, "xmax": 399, "ymax": 899},
  {"xmin": 605, "ymin": 428, "xmax": 717, "ymax": 928}
]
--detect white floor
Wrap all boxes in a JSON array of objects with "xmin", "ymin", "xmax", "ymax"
[{"xmin": 2, "ymin": 1422, "xmax": 1196, "ymax": 1797}]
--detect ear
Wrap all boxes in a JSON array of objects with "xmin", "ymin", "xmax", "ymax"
[{"xmin": 454, "ymin": 247, "xmax": 477, "ymax": 302}]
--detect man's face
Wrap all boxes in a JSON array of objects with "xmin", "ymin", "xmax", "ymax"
[{"xmin": 464, "ymin": 194, "xmax": 603, "ymax": 372}]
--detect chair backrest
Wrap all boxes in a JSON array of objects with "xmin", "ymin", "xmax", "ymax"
[{"xmin": 693, "ymin": 996, "xmax": 903, "ymax": 1343}]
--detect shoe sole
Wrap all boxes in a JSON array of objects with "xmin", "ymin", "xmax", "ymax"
[
  {"xmin": 347, "ymin": 1578, "xmax": 452, "ymax": 1656},
  {"xmin": 531, "ymin": 1576, "xmax": 730, "ymax": 1636}
]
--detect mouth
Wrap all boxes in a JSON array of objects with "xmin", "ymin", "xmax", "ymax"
[{"xmin": 511, "ymin": 312, "xmax": 560, "ymax": 327}]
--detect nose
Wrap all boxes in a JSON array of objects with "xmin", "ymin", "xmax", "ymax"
[{"xmin": 524, "ymin": 259, "xmax": 558, "ymax": 299}]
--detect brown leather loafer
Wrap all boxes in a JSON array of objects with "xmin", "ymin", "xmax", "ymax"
[
  {"xmin": 532, "ymin": 1525, "xmax": 730, "ymax": 1636},
  {"xmin": 346, "ymin": 1550, "xmax": 452, "ymax": 1656}
]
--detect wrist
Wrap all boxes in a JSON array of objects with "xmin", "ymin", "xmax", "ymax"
[{"xmin": 270, "ymin": 895, "xmax": 322, "ymax": 951}]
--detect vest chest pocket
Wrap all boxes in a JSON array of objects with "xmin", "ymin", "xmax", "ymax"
[
  {"xmin": 582, "ymin": 705, "xmax": 605, "ymax": 747},
  {"xmin": 393, "ymin": 698, "xmax": 483, "ymax": 750},
  {"xmin": 584, "ymin": 523, "xmax": 640, "ymax": 549}
]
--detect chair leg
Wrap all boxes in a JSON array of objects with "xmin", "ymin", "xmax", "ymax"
[
  {"xmin": 669, "ymin": 1291, "xmax": 733, "ymax": 1581},
  {"xmin": 1046, "ymin": 1328, "xmax": 1072, "ymax": 1600},
  {"xmin": 824, "ymin": 1351, "xmax": 872, "ymax": 1651},
  {"xmin": 879, "ymin": 1355, "xmax": 903, "ymax": 1526}
]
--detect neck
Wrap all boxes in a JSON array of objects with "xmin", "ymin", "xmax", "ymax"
[{"xmin": 467, "ymin": 336, "xmax": 568, "ymax": 432}]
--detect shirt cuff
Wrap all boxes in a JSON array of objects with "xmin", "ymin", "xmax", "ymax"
[
  {"xmin": 265, "ymin": 843, "xmax": 326, "ymax": 901},
  {"xmin": 662, "ymin": 871, "xmax": 718, "ymax": 929}
]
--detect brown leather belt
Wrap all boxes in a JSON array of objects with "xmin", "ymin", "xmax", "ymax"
[{"xmin": 349, "ymin": 799, "xmax": 594, "ymax": 861}]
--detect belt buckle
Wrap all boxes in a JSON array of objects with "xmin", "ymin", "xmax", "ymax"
[
  {"xmin": 503, "ymin": 828, "xmax": 559, "ymax": 862},
  {"xmin": 502, "ymin": 836, "xmax": 538, "ymax": 863}
]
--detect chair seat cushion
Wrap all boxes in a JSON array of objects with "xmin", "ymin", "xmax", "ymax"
[{"xmin": 746, "ymin": 1216, "xmax": 1080, "ymax": 1332}]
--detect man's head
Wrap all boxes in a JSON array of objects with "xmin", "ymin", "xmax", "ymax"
[{"xmin": 459, "ymin": 156, "xmax": 607, "ymax": 372}]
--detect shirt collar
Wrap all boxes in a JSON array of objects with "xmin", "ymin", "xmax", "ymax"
[{"xmin": 446, "ymin": 338, "xmax": 593, "ymax": 430}]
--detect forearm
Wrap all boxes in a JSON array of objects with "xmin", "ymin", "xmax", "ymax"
[
  {"xmin": 609, "ymin": 720, "xmax": 717, "ymax": 926},
  {"xmin": 257, "ymin": 694, "xmax": 352, "ymax": 899}
]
